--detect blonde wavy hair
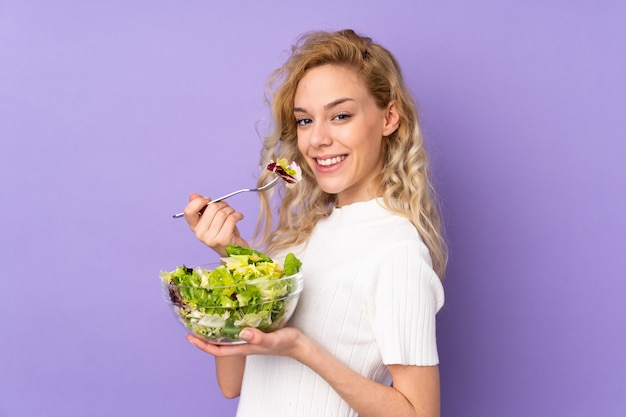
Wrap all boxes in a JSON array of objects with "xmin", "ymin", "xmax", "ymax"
[{"xmin": 253, "ymin": 29, "xmax": 448, "ymax": 280}]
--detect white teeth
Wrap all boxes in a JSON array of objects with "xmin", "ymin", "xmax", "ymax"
[{"xmin": 316, "ymin": 156, "xmax": 346, "ymax": 166}]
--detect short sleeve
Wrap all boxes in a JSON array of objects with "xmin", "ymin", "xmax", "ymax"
[{"xmin": 364, "ymin": 239, "xmax": 445, "ymax": 366}]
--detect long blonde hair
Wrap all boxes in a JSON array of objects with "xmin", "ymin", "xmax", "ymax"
[{"xmin": 254, "ymin": 29, "xmax": 448, "ymax": 280}]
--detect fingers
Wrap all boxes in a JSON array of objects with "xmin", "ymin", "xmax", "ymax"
[
  {"xmin": 182, "ymin": 195, "xmax": 245, "ymax": 254},
  {"xmin": 185, "ymin": 327, "xmax": 304, "ymax": 359},
  {"xmin": 194, "ymin": 202, "xmax": 244, "ymax": 246},
  {"xmin": 239, "ymin": 328, "xmax": 262, "ymax": 344},
  {"xmin": 185, "ymin": 333, "xmax": 256, "ymax": 357},
  {"xmin": 185, "ymin": 329, "xmax": 262, "ymax": 354},
  {"xmin": 182, "ymin": 194, "xmax": 211, "ymax": 227},
  {"xmin": 188, "ymin": 193, "xmax": 204, "ymax": 202},
  {"xmin": 187, "ymin": 334, "xmax": 224, "ymax": 355}
]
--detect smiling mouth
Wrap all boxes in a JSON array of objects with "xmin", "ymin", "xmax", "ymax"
[{"xmin": 315, "ymin": 155, "xmax": 347, "ymax": 167}]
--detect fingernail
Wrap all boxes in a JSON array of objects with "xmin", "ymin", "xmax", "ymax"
[{"xmin": 240, "ymin": 329, "xmax": 252, "ymax": 341}]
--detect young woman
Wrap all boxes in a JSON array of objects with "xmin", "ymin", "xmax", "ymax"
[{"xmin": 183, "ymin": 29, "xmax": 447, "ymax": 417}]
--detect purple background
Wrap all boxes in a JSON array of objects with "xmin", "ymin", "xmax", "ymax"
[{"xmin": 1, "ymin": 1, "xmax": 625, "ymax": 416}]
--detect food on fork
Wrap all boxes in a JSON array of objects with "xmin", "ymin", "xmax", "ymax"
[{"xmin": 266, "ymin": 158, "xmax": 302, "ymax": 187}]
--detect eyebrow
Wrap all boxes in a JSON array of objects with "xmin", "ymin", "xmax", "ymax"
[{"xmin": 293, "ymin": 97, "xmax": 354, "ymax": 113}]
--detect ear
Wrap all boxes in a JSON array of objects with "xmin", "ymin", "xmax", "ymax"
[{"xmin": 382, "ymin": 101, "xmax": 401, "ymax": 136}]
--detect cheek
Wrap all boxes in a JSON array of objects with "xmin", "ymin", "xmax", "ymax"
[
  {"xmin": 367, "ymin": 136, "xmax": 381, "ymax": 152},
  {"xmin": 296, "ymin": 135, "xmax": 305, "ymax": 154},
  {"xmin": 296, "ymin": 137, "xmax": 313, "ymax": 167},
  {"xmin": 296, "ymin": 135, "xmax": 312, "ymax": 161},
  {"xmin": 365, "ymin": 138, "xmax": 385, "ymax": 167}
]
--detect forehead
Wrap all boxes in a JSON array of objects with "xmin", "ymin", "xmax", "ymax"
[{"xmin": 294, "ymin": 64, "xmax": 368, "ymax": 105}]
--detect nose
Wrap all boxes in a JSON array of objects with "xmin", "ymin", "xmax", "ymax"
[{"xmin": 308, "ymin": 121, "xmax": 332, "ymax": 148}]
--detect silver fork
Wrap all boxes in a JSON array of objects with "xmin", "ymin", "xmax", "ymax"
[{"xmin": 172, "ymin": 176, "xmax": 280, "ymax": 218}]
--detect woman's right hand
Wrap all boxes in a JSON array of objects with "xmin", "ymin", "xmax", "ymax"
[{"xmin": 183, "ymin": 193, "xmax": 249, "ymax": 256}]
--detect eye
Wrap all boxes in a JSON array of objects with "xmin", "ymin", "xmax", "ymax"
[
  {"xmin": 334, "ymin": 113, "xmax": 351, "ymax": 121},
  {"xmin": 296, "ymin": 118, "xmax": 312, "ymax": 126}
]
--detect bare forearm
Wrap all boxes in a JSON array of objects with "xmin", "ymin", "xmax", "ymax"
[
  {"xmin": 215, "ymin": 356, "xmax": 246, "ymax": 398},
  {"xmin": 187, "ymin": 328, "xmax": 439, "ymax": 415},
  {"xmin": 294, "ymin": 336, "xmax": 439, "ymax": 417}
]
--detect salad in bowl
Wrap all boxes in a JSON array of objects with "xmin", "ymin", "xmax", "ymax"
[{"xmin": 160, "ymin": 245, "xmax": 303, "ymax": 344}]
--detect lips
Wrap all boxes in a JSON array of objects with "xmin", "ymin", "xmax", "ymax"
[{"xmin": 315, "ymin": 155, "xmax": 347, "ymax": 167}]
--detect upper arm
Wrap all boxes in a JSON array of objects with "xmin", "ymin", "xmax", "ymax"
[
  {"xmin": 388, "ymin": 364, "xmax": 440, "ymax": 417},
  {"xmin": 366, "ymin": 239, "xmax": 444, "ymax": 366}
]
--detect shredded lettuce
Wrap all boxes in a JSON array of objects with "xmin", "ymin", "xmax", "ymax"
[
  {"xmin": 266, "ymin": 158, "xmax": 302, "ymax": 187},
  {"xmin": 160, "ymin": 245, "xmax": 302, "ymax": 343}
]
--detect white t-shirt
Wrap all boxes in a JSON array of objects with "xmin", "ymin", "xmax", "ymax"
[{"xmin": 235, "ymin": 198, "xmax": 444, "ymax": 417}]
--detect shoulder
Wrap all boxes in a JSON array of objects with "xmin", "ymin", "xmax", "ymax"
[{"xmin": 365, "ymin": 227, "xmax": 444, "ymax": 311}]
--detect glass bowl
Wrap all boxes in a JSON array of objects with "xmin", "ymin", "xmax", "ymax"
[{"xmin": 161, "ymin": 268, "xmax": 303, "ymax": 345}]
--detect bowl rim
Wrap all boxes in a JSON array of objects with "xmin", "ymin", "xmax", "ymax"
[
  {"xmin": 163, "ymin": 288, "xmax": 303, "ymax": 307},
  {"xmin": 161, "ymin": 268, "xmax": 303, "ymax": 290}
]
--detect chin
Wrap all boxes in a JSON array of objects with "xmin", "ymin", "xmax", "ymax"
[{"xmin": 318, "ymin": 184, "xmax": 345, "ymax": 196}]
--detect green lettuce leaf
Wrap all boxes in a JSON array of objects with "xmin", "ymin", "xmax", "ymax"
[{"xmin": 161, "ymin": 247, "xmax": 302, "ymax": 342}]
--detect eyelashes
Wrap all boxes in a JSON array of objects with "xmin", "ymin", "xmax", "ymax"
[{"xmin": 295, "ymin": 113, "xmax": 352, "ymax": 126}]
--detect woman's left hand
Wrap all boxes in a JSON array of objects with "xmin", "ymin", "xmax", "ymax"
[{"xmin": 186, "ymin": 327, "xmax": 307, "ymax": 360}]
